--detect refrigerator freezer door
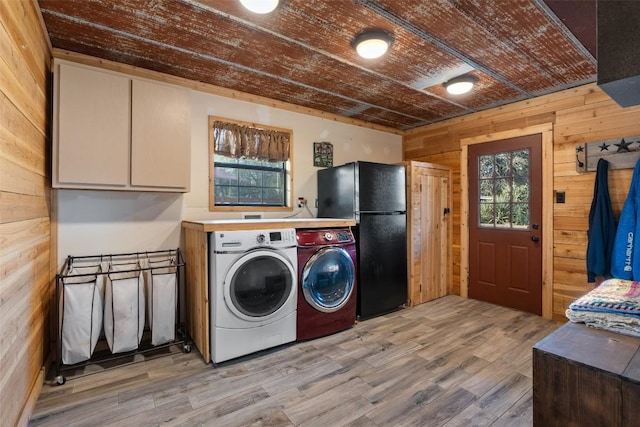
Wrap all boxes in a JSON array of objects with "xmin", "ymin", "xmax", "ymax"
[
  {"xmin": 357, "ymin": 162, "xmax": 406, "ymax": 213},
  {"xmin": 355, "ymin": 213, "xmax": 408, "ymax": 319},
  {"xmin": 317, "ymin": 163, "xmax": 356, "ymax": 219}
]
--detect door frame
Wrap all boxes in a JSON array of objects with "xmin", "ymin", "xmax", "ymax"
[{"xmin": 460, "ymin": 123, "xmax": 553, "ymax": 319}]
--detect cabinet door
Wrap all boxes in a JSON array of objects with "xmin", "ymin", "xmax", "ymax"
[
  {"xmin": 130, "ymin": 80, "xmax": 190, "ymax": 190},
  {"xmin": 56, "ymin": 63, "xmax": 130, "ymax": 186}
]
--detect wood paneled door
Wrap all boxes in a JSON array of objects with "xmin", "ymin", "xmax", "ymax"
[
  {"xmin": 405, "ymin": 161, "xmax": 452, "ymax": 307},
  {"xmin": 468, "ymin": 134, "xmax": 543, "ymax": 315}
]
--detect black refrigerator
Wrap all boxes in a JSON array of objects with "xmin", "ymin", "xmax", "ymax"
[{"xmin": 317, "ymin": 161, "xmax": 407, "ymax": 319}]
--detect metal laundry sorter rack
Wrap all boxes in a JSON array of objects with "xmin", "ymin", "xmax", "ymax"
[{"xmin": 54, "ymin": 248, "xmax": 190, "ymax": 385}]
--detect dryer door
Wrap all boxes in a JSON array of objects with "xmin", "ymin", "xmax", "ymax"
[
  {"xmin": 302, "ymin": 247, "xmax": 355, "ymax": 313},
  {"xmin": 224, "ymin": 250, "xmax": 295, "ymax": 322}
]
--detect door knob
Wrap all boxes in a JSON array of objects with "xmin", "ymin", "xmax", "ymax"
[{"xmin": 531, "ymin": 236, "xmax": 540, "ymax": 242}]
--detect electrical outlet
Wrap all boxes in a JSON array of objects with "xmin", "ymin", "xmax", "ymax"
[{"xmin": 297, "ymin": 197, "xmax": 306, "ymax": 208}]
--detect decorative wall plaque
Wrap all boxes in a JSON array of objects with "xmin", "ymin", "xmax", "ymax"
[
  {"xmin": 313, "ymin": 141, "xmax": 333, "ymax": 167},
  {"xmin": 576, "ymin": 135, "xmax": 640, "ymax": 172}
]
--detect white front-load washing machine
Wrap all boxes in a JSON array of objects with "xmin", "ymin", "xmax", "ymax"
[{"xmin": 209, "ymin": 228, "xmax": 297, "ymax": 364}]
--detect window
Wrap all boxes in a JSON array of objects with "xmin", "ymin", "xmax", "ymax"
[
  {"xmin": 478, "ymin": 149, "xmax": 530, "ymax": 228},
  {"xmin": 209, "ymin": 116, "xmax": 292, "ymax": 211}
]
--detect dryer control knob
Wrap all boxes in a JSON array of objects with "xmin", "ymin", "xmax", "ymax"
[
  {"xmin": 324, "ymin": 232, "xmax": 334, "ymax": 241},
  {"xmin": 257, "ymin": 234, "xmax": 266, "ymax": 244}
]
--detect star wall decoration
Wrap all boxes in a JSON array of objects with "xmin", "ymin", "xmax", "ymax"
[
  {"xmin": 615, "ymin": 138, "xmax": 633, "ymax": 152},
  {"xmin": 599, "ymin": 143, "xmax": 610, "ymax": 151}
]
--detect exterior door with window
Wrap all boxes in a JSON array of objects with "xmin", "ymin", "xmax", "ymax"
[{"xmin": 468, "ymin": 134, "xmax": 542, "ymax": 315}]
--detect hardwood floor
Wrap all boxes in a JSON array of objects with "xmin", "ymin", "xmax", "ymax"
[{"xmin": 30, "ymin": 296, "xmax": 560, "ymax": 426}]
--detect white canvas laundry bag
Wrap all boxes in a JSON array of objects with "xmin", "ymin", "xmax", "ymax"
[
  {"xmin": 61, "ymin": 265, "xmax": 104, "ymax": 365},
  {"xmin": 144, "ymin": 258, "xmax": 177, "ymax": 345},
  {"xmin": 104, "ymin": 262, "xmax": 145, "ymax": 353}
]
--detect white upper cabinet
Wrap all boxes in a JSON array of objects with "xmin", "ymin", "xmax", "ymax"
[
  {"xmin": 55, "ymin": 62, "xmax": 130, "ymax": 187},
  {"xmin": 131, "ymin": 79, "xmax": 190, "ymax": 189},
  {"xmin": 53, "ymin": 60, "xmax": 191, "ymax": 192}
]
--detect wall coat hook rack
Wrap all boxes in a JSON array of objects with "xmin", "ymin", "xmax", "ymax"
[{"xmin": 576, "ymin": 135, "xmax": 640, "ymax": 172}]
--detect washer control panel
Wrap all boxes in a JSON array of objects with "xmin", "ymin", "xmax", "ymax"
[
  {"xmin": 214, "ymin": 228, "xmax": 296, "ymax": 251},
  {"xmin": 335, "ymin": 231, "xmax": 352, "ymax": 242},
  {"xmin": 296, "ymin": 228, "xmax": 355, "ymax": 246}
]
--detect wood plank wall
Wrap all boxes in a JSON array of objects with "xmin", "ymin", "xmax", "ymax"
[
  {"xmin": 0, "ymin": 1, "xmax": 52, "ymax": 425},
  {"xmin": 404, "ymin": 83, "xmax": 640, "ymax": 321}
]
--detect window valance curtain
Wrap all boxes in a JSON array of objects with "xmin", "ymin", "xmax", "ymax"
[{"xmin": 213, "ymin": 120, "xmax": 290, "ymax": 162}]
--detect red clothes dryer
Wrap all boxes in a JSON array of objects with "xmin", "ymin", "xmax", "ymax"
[{"xmin": 296, "ymin": 228, "xmax": 357, "ymax": 341}]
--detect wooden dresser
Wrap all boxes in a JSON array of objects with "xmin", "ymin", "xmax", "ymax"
[{"xmin": 533, "ymin": 322, "xmax": 640, "ymax": 426}]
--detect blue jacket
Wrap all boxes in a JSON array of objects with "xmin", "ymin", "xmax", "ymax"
[
  {"xmin": 611, "ymin": 158, "xmax": 640, "ymax": 280},
  {"xmin": 587, "ymin": 158, "xmax": 616, "ymax": 282}
]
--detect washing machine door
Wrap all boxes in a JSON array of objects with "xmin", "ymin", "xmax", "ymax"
[
  {"xmin": 223, "ymin": 249, "xmax": 295, "ymax": 322},
  {"xmin": 302, "ymin": 247, "xmax": 355, "ymax": 313}
]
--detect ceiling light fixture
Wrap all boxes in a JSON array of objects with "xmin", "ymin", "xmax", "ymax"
[
  {"xmin": 353, "ymin": 30, "xmax": 393, "ymax": 59},
  {"xmin": 239, "ymin": 0, "xmax": 279, "ymax": 14},
  {"xmin": 444, "ymin": 75, "xmax": 478, "ymax": 95}
]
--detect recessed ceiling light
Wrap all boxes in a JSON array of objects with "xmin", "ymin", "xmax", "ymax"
[
  {"xmin": 444, "ymin": 75, "xmax": 478, "ymax": 95},
  {"xmin": 353, "ymin": 31, "xmax": 393, "ymax": 59},
  {"xmin": 239, "ymin": 0, "xmax": 279, "ymax": 14}
]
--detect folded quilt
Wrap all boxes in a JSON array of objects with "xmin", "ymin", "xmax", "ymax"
[
  {"xmin": 568, "ymin": 278, "xmax": 640, "ymax": 316},
  {"xmin": 566, "ymin": 278, "xmax": 640, "ymax": 337},
  {"xmin": 565, "ymin": 309, "xmax": 640, "ymax": 337}
]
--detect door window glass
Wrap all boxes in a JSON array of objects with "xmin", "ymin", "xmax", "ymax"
[
  {"xmin": 230, "ymin": 256, "xmax": 292, "ymax": 317},
  {"xmin": 478, "ymin": 149, "xmax": 530, "ymax": 228},
  {"xmin": 302, "ymin": 248, "xmax": 355, "ymax": 312}
]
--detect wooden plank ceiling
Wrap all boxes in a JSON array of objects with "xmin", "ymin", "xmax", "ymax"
[{"xmin": 37, "ymin": 0, "xmax": 597, "ymax": 131}]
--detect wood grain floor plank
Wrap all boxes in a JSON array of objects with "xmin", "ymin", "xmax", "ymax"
[
  {"xmin": 430, "ymin": 355, "xmax": 491, "ymax": 390},
  {"xmin": 284, "ymin": 377, "xmax": 373, "ymax": 426},
  {"xmin": 297, "ymin": 359, "xmax": 372, "ymax": 399},
  {"xmin": 440, "ymin": 402, "xmax": 495, "ymax": 427},
  {"xmin": 360, "ymin": 354, "xmax": 426, "ymax": 388},
  {"xmin": 364, "ymin": 340, "xmax": 422, "ymax": 368},
  {"xmin": 364, "ymin": 378, "xmax": 444, "ymax": 425},
  {"xmin": 298, "ymin": 396, "xmax": 374, "ymax": 427},
  {"xmin": 149, "ymin": 367, "xmax": 246, "ymax": 408},
  {"xmin": 193, "ymin": 385, "xmax": 271, "ymax": 418},
  {"xmin": 30, "ymin": 296, "xmax": 561, "ymax": 427},
  {"xmin": 400, "ymin": 387, "xmax": 478, "ymax": 427},
  {"xmin": 458, "ymin": 360, "xmax": 521, "ymax": 398},
  {"xmin": 475, "ymin": 371, "xmax": 531, "ymax": 415},
  {"xmin": 344, "ymin": 415, "xmax": 380, "ymax": 427},
  {"xmin": 363, "ymin": 366, "xmax": 436, "ymax": 408},
  {"xmin": 103, "ymin": 395, "xmax": 193, "ymax": 427},
  {"xmin": 384, "ymin": 318, "xmax": 434, "ymax": 344},
  {"xmin": 175, "ymin": 387, "xmax": 304, "ymax": 427},
  {"xmin": 188, "ymin": 367, "xmax": 284, "ymax": 409},
  {"xmin": 261, "ymin": 357, "xmax": 344, "ymax": 395},
  {"xmin": 66, "ymin": 393, "xmax": 156, "ymax": 427},
  {"xmin": 29, "ymin": 395, "xmax": 120, "ymax": 426},
  {"xmin": 489, "ymin": 388, "xmax": 533, "ymax": 427}
]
